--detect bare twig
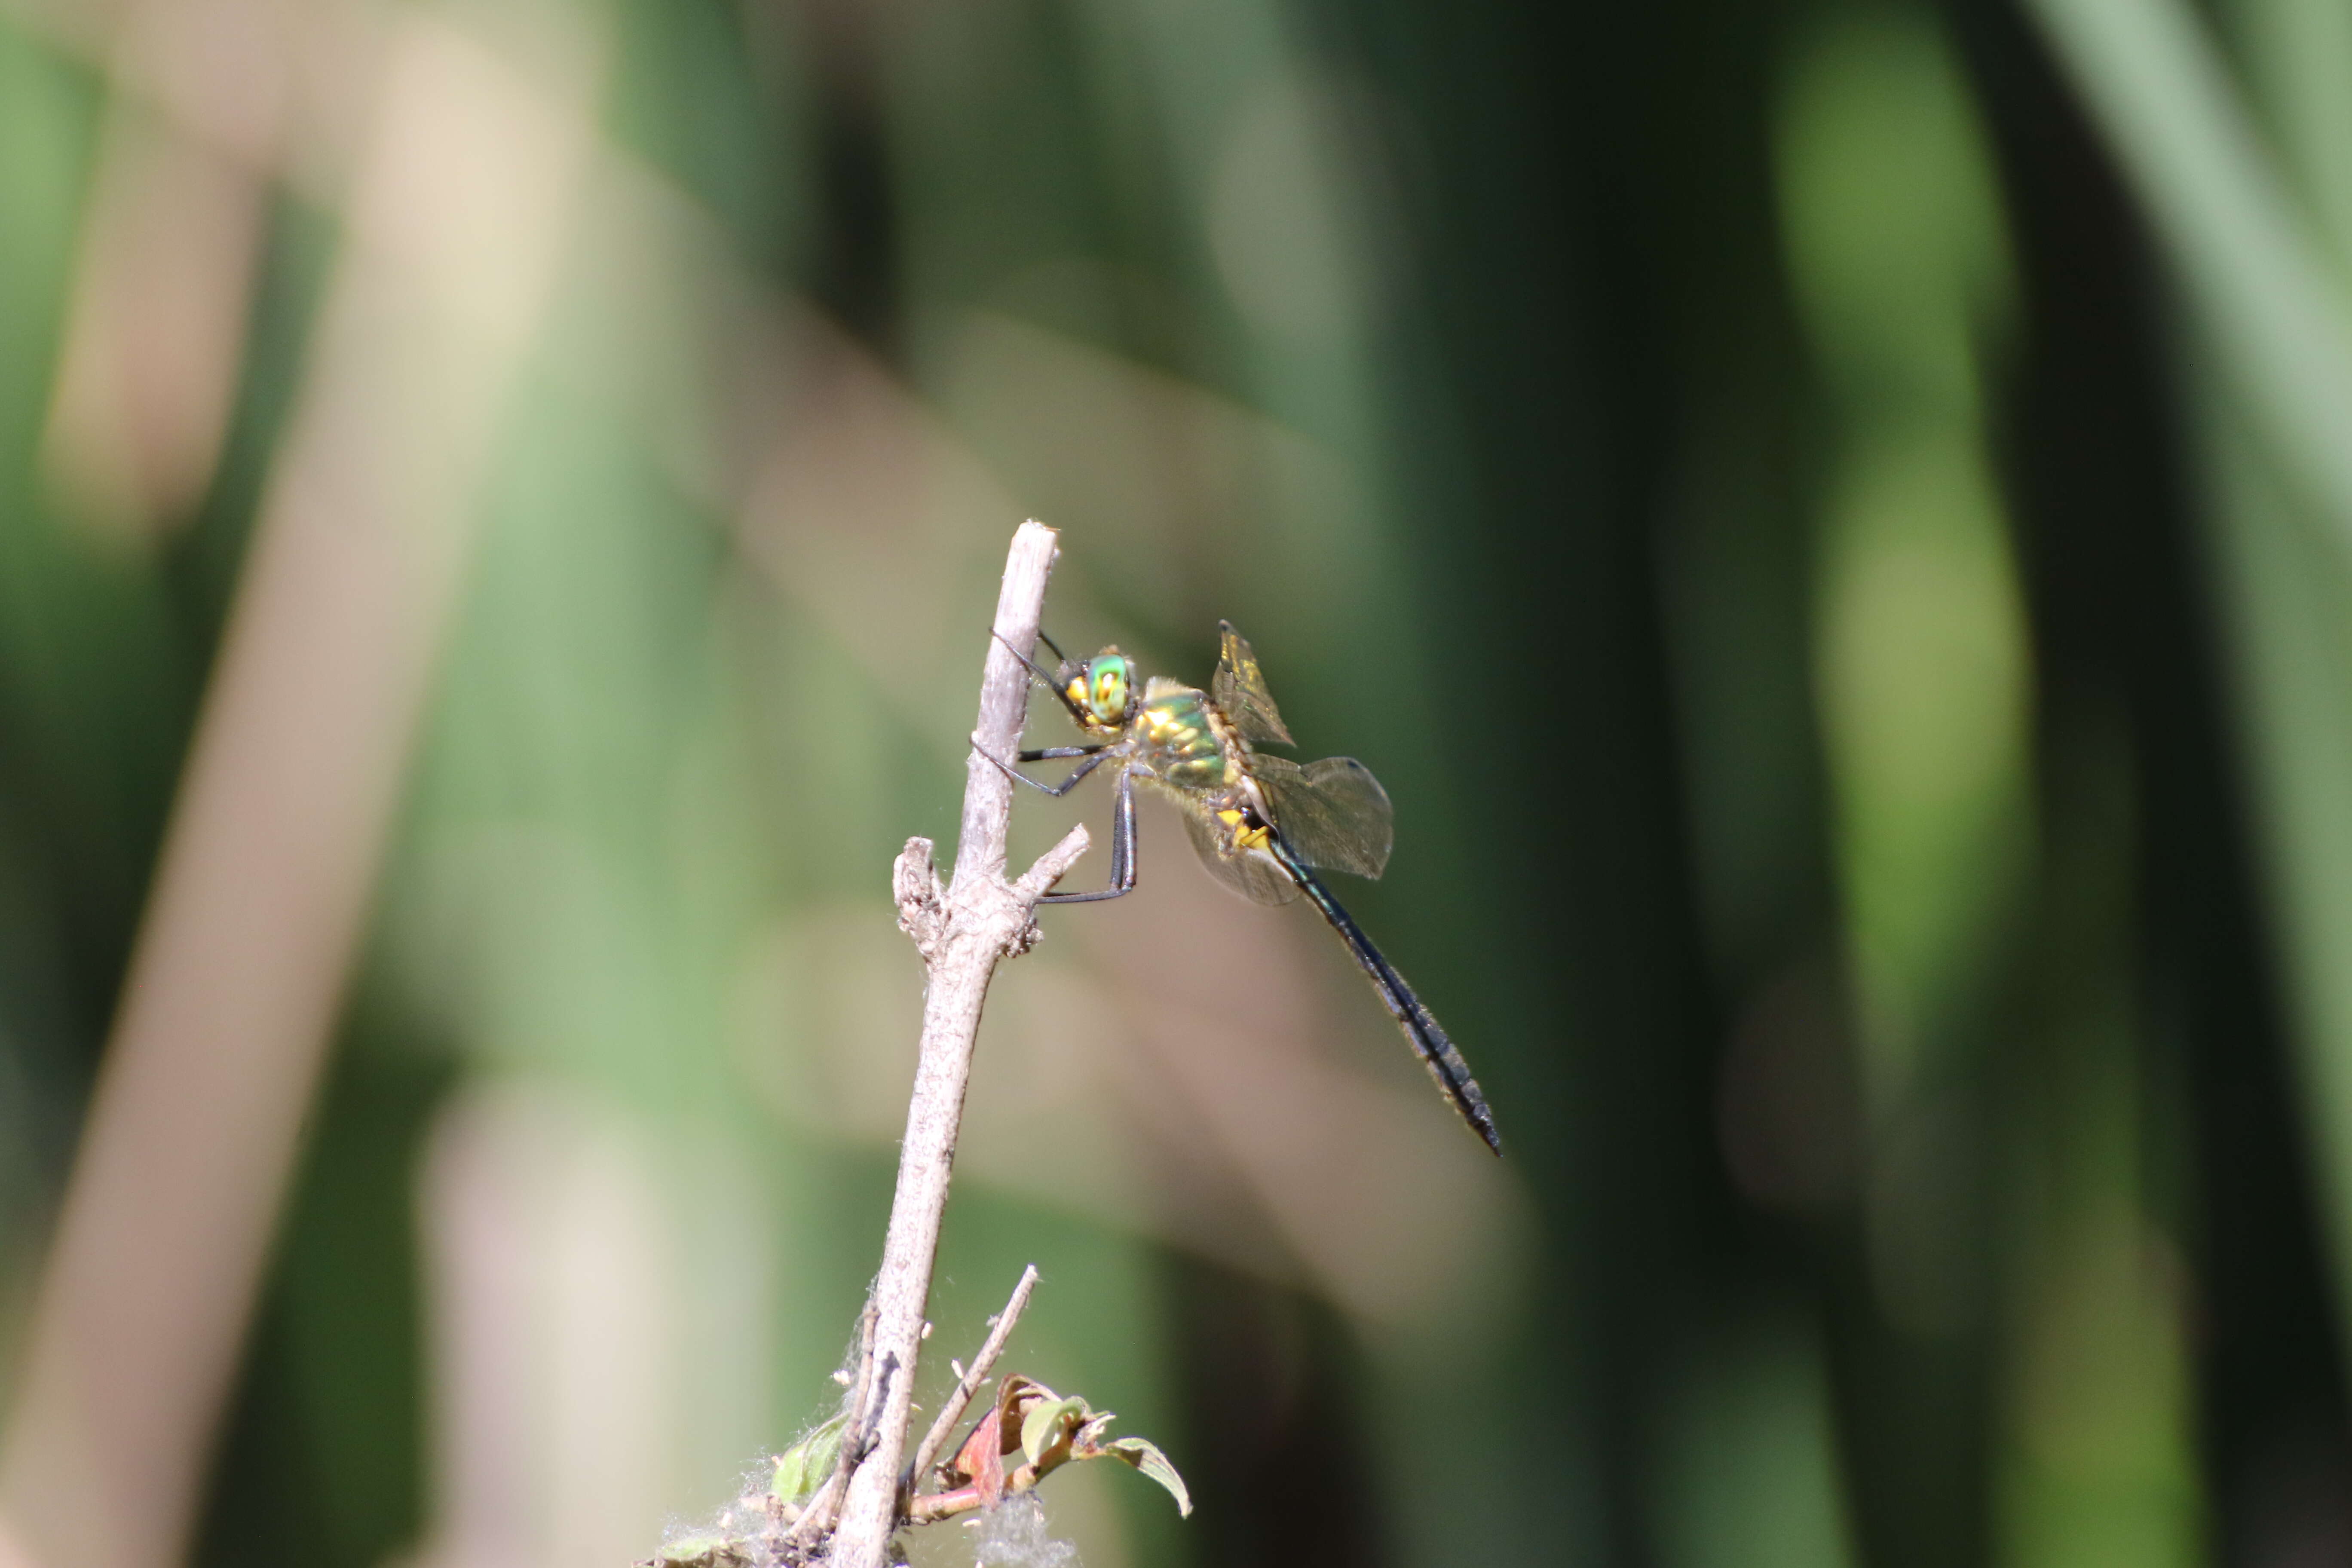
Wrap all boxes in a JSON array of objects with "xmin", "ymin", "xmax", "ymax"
[
  {"xmin": 906, "ymin": 1264, "xmax": 1041, "ymax": 1491},
  {"xmin": 828, "ymin": 522, "xmax": 1089, "ymax": 1568},
  {"xmin": 903, "ymin": 1460, "xmax": 1048, "ymax": 1527},
  {"xmin": 781, "ymin": 1302, "xmax": 878, "ymax": 1555}
]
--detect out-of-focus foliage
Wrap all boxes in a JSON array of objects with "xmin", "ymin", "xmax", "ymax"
[{"xmin": 0, "ymin": 0, "xmax": 2349, "ymax": 1565}]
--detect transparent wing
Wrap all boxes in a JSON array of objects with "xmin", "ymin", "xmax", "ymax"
[
  {"xmin": 1180, "ymin": 804, "xmax": 1302, "ymax": 906},
  {"xmin": 1253, "ymin": 755, "xmax": 1393, "ymax": 880},
  {"xmin": 1211, "ymin": 621, "xmax": 1294, "ymax": 746}
]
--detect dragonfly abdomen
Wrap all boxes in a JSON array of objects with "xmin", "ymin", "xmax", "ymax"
[{"xmin": 1266, "ymin": 833, "xmax": 1503, "ymax": 1154}]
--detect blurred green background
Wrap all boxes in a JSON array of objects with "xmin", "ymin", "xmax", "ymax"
[{"xmin": 2, "ymin": 0, "xmax": 2351, "ymax": 1563}]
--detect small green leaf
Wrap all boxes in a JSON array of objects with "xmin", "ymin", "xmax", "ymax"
[
  {"xmin": 772, "ymin": 1415, "xmax": 847, "ymax": 1501},
  {"xmin": 659, "ymin": 1534, "xmax": 748, "ymax": 1567},
  {"xmin": 1020, "ymin": 1397, "xmax": 1087, "ymax": 1469},
  {"xmin": 1102, "ymin": 1436, "xmax": 1192, "ymax": 1518}
]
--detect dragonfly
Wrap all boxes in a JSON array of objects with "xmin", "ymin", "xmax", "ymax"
[{"xmin": 985, "ymin": 621, "xmax": 1501, "ymax": 1155}]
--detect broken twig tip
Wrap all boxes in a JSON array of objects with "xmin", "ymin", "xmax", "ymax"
[{"xmin": 893, "ymin": 837, "xmax": 949, "ymax": 956}]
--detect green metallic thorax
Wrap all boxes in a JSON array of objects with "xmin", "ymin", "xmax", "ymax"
[{"xmin": 1131, "ymin": 677, "xmax": 1243, "ymax": 796}]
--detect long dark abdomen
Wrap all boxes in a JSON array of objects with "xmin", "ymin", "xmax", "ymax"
[{"xmin": 1269, "ymin": 834, "xmax": 1503, "ymax": 1154}]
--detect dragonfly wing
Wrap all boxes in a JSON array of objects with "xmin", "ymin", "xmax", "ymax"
[
  {"xmin": 1181, "ymin": 802, "xmax": 1303, "ymax": 905},
  {"xmin": 1211, "ymin": 621, "xmax": 1294, "ymax": 746},
  {"xmin": 1254, "ymin": 755, "xmax": 1393, "ymax": 880}
]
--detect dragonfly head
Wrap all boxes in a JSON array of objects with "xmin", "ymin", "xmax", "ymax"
[{"xmin": 1059, "ymin": 647, "xmax": 1139, "ymax": 733}]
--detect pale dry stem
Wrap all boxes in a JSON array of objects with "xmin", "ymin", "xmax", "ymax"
[
  {"xmin": 781, "ymin": 1303, "xmax": 878, "ymax": 1555},
  {"xmin": 906, "ymin": 1263, "xmax": 1041, "ymax": 1492},
  {"xmin": 826, "ymin": 521, "xmax": 1087, "ymax": 1568}
]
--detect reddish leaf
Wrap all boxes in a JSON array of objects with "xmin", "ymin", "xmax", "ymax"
[{"xmin": 950, "ymin": 1407, "xmax": 1005, "ymax": 1508}]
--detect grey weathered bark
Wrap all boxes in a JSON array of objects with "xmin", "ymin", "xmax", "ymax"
[{"xmin": 827, "ymin": 520, "xmax": 1088, "ymax": 1568}]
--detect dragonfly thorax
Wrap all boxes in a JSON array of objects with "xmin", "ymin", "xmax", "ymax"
[{"xmin": 1133, "ymin": 680, "xmax": 1243, "ymax": 793}]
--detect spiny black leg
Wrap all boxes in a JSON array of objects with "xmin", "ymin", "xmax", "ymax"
[
  {"xmin": 991, "ymin": 628, "xmax": 1062, "ymax": 688},
  {"xmin": 1020, "ymin": 745, "xmax": 1106, "ymax": 762},
  {"xmin": 1034, "ymin": 629, "xmax": 1070, "ymax": 665},
  {"xmin": 1039, "ymin": 767, "xmax": 1138, "ymax": 903},
  {"xmin": 977, "ymin": 742, "xmax": 1112, "ymax": 797},
  {"xmin": 1030, "ymin": 750, "xmax": 1111, "ymax": 796},
  {"xmin": 993, "ymin": 630, "xmax": 1090, "ymax": 726}
]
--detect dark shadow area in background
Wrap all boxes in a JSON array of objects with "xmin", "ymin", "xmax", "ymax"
[
  {"xmin": 1163, "ymin": 1259, "xmax": 1389, "ymax": 1568},
  {"xmin": 1323, "ymin": 0, "xmax": 1905, "ymax": 1555},
  {"xmin": 801, "ymin": 0, "xmax": 901, "ymax": 357},
  {"xmin": 193, "ymin": 1036, "xmax": 453, "ymax": 1568},
  {"xmin": 1954, "ymin": 1, "xmax": 2352, "ymax": 1565}
]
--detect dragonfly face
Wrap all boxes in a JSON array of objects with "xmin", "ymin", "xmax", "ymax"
[{"xmin": 1053, "ymin": 649, "xmax": 1140, "ymax": 736}]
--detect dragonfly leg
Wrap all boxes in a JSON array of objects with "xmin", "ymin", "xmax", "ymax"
[
  {"xmin": 993, "ymin": 630, "xmax": 1090, "ymax": 726},
  {"xmin": 976, "ymin": 742, "xmax": 1112, "ymax": 798},
  {"xmin": 1039, "ymin": 766, "xmax": 1138, "ymax": 903},
  {"xmin": 1019, "ymin": 745, "xmax": 1106, "ymax": 762}
]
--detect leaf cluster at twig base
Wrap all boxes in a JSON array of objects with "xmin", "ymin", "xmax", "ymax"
[{"xmin": 639, "ymin": 1267, "xmax": 1186, "ymax": 1568}]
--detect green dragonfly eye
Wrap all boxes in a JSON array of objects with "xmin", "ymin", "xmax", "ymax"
[{"xmin": 1065, "ymin": 652, "xmax": 1136, "ymax": 729}]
